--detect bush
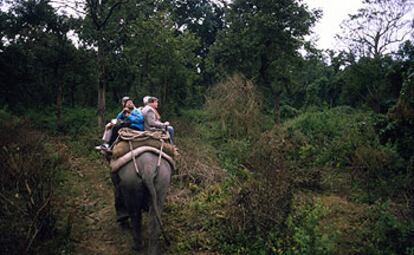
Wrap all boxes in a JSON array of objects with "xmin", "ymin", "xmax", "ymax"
[
  {"xmin": 26, "ymin": 107, "xmax": 98, "ymax": 136},
  {"xmin": 0, "ymin": 110, "xmax": 68, "ymax": 254},
  {"xmin": 350, "ymin": 144, "xmax": 405, "ymax": 201},
  {"xmin": 284, "ymin": 200, "xmax": 337, "ymax": 255},
  {"xmin": 359, "ymin": 201, "xmax": 414, "ymax": 255},
  {"xmin": 284, "ymin": 107, "xmax": 388, "ymax": 168},
  {"xmin": 173, "ymin": 119, "xmax": 226, "ymax": 188},
  {"xmin": 217, "ymin": 125, "xmax": 311, "ymax": 253},
  {"xmin": 218, "ymin": 169, "xmax": 293, "ymax": 254},
  {"xmin": 281, "ymin": 104, "xmax": 301, "ymax": 120},
  {"xmin": 205, "ymin": 73, "xmax": 265, "ymax": 140}
]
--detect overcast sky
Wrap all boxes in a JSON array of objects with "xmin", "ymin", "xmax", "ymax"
[{"xmin": 303, "ymin": 0, "xmax": 364, "ymax": 50}]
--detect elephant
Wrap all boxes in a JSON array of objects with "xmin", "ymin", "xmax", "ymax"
[{"xmin": 113, "ymin": 151, "xmax": 173, "ymax": 254}]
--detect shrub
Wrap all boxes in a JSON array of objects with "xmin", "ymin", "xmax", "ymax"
[
  {"xmin": 0, "ymin": 110, "xmax": 68, "ymax": 254},
  {"xmin": 281, "ymin": 104, "xmax": 301, "ymax": 120},
  {"xmin": 284, "ymin": 200, "xmax": 337, "ymax": 255},
  {"xmin": 26, "ymin": 107, "xmax": 98, "ymax": 136},
  {"xmin": 218, "ymin": 169, "xmax": 293, "ymax": 254},
  {"xmin": 248, "ymin": 125, "xmax": 321, "ymax": 190},
  {"xmin": 173, "ymin": 119, "xmax": 226, "ymax": 188},
  {"xmin": 359, "ymin": 201, "xmax": 414, "ymax": 255},
  {"xmin": 284, "ymin": 107, "xmax": 388, "ymax": 168},
  {"xmin": 205, "ymin": 73, "xmax": 265, "ymax": 140},
  {"xmin": 350, "ymin": 144, "xmax": 405, "ymax": 201},
  {"xmin": 217, "ymin": 125, "xmax": 312, "ymax": 253}
]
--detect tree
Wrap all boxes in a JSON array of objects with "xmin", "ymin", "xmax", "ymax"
[
  {"xmin": 209, "ymin": 0, "xmax": 320, "ymax": 124},
  {"xmin": 52, "ymin": 0, "xmax": 129, "ymax": 127},
  {"xmin": 337, "ymin": 0, "xmax": 414, "ymax": 58},
  {"xmin": 0, "ymin": 0, "xmax": 79, "ymax": 126},
  {"xmin": 124, "ymin": 10, "xmax": 200, "ymax": 112},
  {"xmin": 170, "ymin": 0, "xmax": 225, "ymax": 85}
]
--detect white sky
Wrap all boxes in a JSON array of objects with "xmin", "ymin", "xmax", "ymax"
[{"xmin": 303, "ymin": 0, "xmax": 364, "ymax": 50}]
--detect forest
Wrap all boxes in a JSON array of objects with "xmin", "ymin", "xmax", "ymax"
[{"xmin": 0, "ymin": 0, "xmax": 413, "ymax": 254}]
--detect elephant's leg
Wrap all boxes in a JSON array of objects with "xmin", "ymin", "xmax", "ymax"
[
  {"xmin": 111, "ymin": 172, "xmax": 129, "ymax": 223},
  {"xmin": 118, "ymin": 166, "xmax": 146, "ymax": 251},
  {"xmin": 130, "ymin": 209, "xmax": 143, "ymax": 251}
]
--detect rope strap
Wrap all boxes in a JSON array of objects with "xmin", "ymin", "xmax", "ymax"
[{"xmin": 129, "ymin": 140, "xmax": 140, "ymax": 176}]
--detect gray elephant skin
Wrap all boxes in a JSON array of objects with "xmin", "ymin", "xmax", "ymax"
[{"xmin": 116, "ymin": 152, "xmax": 172, "ymax": 254}]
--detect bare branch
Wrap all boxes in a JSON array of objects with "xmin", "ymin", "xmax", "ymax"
[
  {"xmin": 337, "ymin": 0, "xmax": 413, "ymax": 57},
  {"xmin": 100, "ymin": 0, "xmax": 129, "ymax": 28}
]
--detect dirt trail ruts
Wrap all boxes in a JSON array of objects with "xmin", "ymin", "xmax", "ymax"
[{"xmin": 55, "ymin": 145, "xmax": 134, "ymax": 255}]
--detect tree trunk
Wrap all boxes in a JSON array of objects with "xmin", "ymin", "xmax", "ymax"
[
  {"xmin": 56, "ymin": 79, "xmax": 63, "ymax": 131},
  {"xmin": 55, "ymin": 65, "xmax": 63, "ymax": 131},
  {"xmin": 274, "ymin": 92, "xmax": 281, "ymax": 125},
  {"xmin": 97, "ymin": 37, "xmax": 106, "ymax": 128}
]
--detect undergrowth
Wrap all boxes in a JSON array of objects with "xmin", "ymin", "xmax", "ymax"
[{"xmin": 0, "ymin": 109, "xmax": 70, "ymax": 254}]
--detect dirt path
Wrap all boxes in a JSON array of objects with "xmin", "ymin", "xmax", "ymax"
[{"xmin": 55, "ymin": 144, "xmax": 135, "ymax": 254}]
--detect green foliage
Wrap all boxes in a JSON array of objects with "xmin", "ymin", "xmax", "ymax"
[
  {"xmin": 124, "ymin": 11, "xmax": 200, "ymax": 112},
  {"xmin": 359, "ymin": 201, "xmax": 414, "ymax": 255},
  {"xmin": 285, "ymin": 106, "xmax": 379, "ymax": 166},
  {"xmin": 281, "ymin": 104, "xmax": 301, "ymax": 120},
  {"xmin": 26, "ymin": 107, "xmax": 98, "ymax": 136},
  {"xmin": 0, "ymin": 0, "xmax": 95, "ymax": 109},
  {"xmin": 208, "ymin": 0, "xmax": 320, "ymax": 121},
  {"xmin": 284, "ymin": 200, "xmax": 337, "ymax": 255},
  {"xmin": 178, "ymin": 108, "xmax": 209, "ymax": 124},
  {"xmin": 338, "ymin": 56, "xmax": 402, "ymax": 112},
  {"xmin": 284, "ymin": 107, "xmax": 411, "ymax": 201}
]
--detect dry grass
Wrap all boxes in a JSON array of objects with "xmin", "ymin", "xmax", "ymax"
[
  {"xmin": 0, "ymin": 115, "xmax": 68, "ymax": 254},
  {"xmin": 205, "ymin": 73, "xmax": 265, "ymax": 140},
  {"xmin": 173, "ymin": 119, "xmax": 226, "ymax": 188}
]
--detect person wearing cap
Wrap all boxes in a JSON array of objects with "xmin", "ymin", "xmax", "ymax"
[
  {"xmin": 96, "ymin": 97, "xmax": 144, "ymax": 152},
  {"xmin": 141, "ymin": 96, "xmax": 175, "ymax": 144}
]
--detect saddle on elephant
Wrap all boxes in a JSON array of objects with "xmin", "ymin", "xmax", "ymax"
[{"xmin": 109, "ymin": 128, "xmax": 177, "ymax": 173}]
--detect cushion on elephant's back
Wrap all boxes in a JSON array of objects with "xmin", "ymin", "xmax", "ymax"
[{"xmin": 112, "ymin": 139, "xmax": 177, "ymax": 159}]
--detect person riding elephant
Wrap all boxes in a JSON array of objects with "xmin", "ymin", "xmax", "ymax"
[
  {"xmin": 141, "ymin": 97, "xmax": 174, "ymax": 144},
  {"xmin": 96, "ymin": 97, "xmax": 144, "ymax": 153}
]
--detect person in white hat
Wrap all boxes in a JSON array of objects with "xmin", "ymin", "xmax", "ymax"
[{"xmin": 141, "ymin": 97, "xmax": 174, "ymax": 144}]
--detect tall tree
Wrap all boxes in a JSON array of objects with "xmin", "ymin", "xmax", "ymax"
[
  {"xmin": 170, "ymin": 0, "xmax": 225, "ymax": 85},
  {"xmin": 124, "ymin": 9, "xmax": 200, "ymax": 112},
  {"xmin": 337, "ymin": 0, "xmax": 414, "ymax": 58},
  {"xmin": 52, "ymin": 0, "xmax": 128, "ymax": 127},
  {"xmin": 209, "ymin": 0, "xmax": 320, "ymax": 123}
]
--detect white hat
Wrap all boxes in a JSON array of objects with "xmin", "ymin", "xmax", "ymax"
[
  {"xmin": 143, "ymin": 96, "xmax": 151, "ymax": 105},
  {"xmin": 121, "ymin": 96, "xmax": 130, "ymax": 105}
]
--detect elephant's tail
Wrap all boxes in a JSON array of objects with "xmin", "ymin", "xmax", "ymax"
[{"xmin": 142, "ymin": 168, "xmax": 171, "ymax": 246}]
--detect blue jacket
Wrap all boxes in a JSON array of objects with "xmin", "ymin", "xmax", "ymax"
[
  {"xmin": 125, "ymin": 113, "xmax": 144, "ymax": 131},
  {"xmin": 117, "ymin": 108, "xmax": 144, "ymax": 131},
  {"xmin": 116, "ymin": 108, "xmax": 140, "ymax": 119}
]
